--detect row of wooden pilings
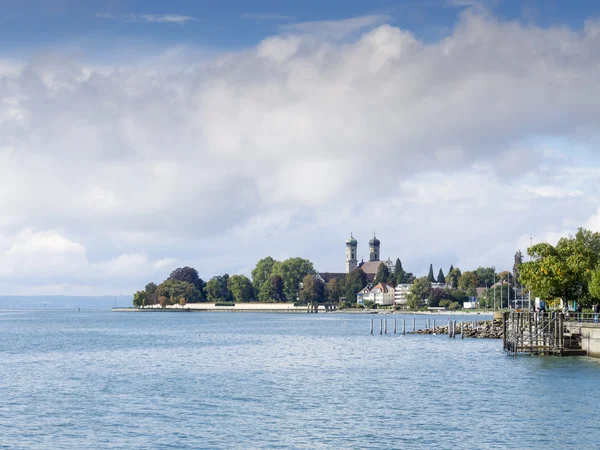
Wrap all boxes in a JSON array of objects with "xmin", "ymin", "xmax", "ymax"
[{"xmin": 369, "ymin": 317, "xmax": 467, "ymax": 338}]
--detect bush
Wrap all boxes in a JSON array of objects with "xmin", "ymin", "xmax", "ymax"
[
  {"xmin": 214, "ymin": 302, "xmax": 235, "ymax": 307},
  {"xmin": 448, "ymin": 301, "xmax": 461, "ymax": 310}
]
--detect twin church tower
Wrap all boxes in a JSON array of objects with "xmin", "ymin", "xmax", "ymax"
[{"xmin": 345, "ymin": 233, "xmax": 381, "ymax": 273}]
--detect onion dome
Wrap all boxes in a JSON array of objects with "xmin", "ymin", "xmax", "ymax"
[
  {"xmin": 346, "ymin": 233, "xmax": 358, "ymax": 246},
  {"xmin": 369, "ymin": 234, "xmax": 380, "ymax": 246}
]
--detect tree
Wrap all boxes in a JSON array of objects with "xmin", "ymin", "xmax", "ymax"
[
  {"xmin": 145, "ymin": 282, "xmax": 158, "ymax": 305},
  {"xmin": 275, "ymin": 257, "xmax": 316, "ymax": 302},
  {"xmin": 299, "ymin": 275, "xmax": 325, "ymax": 304},
  {"xmin": 325, "ymin": 277, "xmax": 345, "ymax": 303},
  {"xmin": 458, "ymin": 271, "xmax": 479, "ymax": 297},
  {"xmin": 133, "ymin": 290, "xmax": 147, "ymax": 307},
  {"xmin": 374, "ymin": 262, "xmax": 390, "ymax": 284},
  {"xmin": 345, "ymin": 269, "xmax": 368, "ymax": 303},
  {"xmin": 252, "ymin": 257, "xmax": 279, "ymax": 302},
  {"xmin": 205, "ymin": 275, "xmax": 234, "ymax": 303},
  {"xmin": 270, "ymin": 275, "xmax": 286, "ymax": 302},
  {"xmin": 168, "ymin": 267, "xmax": 205, "ymax": 297},
  {"xmin": 156, "ymin": 280, "xmax": 203, "ymax": 304},
  {"xmin": 406, "ymin": 276, "xmax": 431, "ymax": 310},
  {"xmin": 446, "ymin": 267, "xmax": 462, "ymax": 289},
  {"xmin": 428, "ymin": 288, "xmax": 450, "ymax": 307},
  {"xmin": 228, "ymin": 275, "xmax": 254, "ymax": 303},
  {"xmin": 589, "ymin": 267, "xmax": 600, "ymax": 300},
  {"xmin": 437, "ymin": 268, "xmax": 446, "ymax": 284},
  {"xmin": 428, "ymin": 264, "xmax": 436, "ymax": 283},
  {"xmin": 394, "ymin": 258, "xmax": 406, "ymax": 285},
  {"xmin": 474, "ymin": 267, "xmax": 495, "ymax": 288},
  {"xmin": 448, "ymin": 265, "xmax": 455, "ymax": 277}
]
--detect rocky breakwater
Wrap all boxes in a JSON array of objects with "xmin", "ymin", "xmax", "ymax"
[{"xmin": 410, "ymin": 319, "xmax": 504, "ymax": 339}]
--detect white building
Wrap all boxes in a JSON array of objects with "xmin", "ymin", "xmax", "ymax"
[
  {"xmin": 360, "ymin": 282, "xmax": 396, "ymax": 306},
  {"xmin": 394, "ymin": 284, "xmax": 412, "ymax": 306}
]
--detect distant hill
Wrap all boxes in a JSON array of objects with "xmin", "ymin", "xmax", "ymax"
[{"xmin": 0, "ymin": 295, "xmax": 132, "ymax": 310}]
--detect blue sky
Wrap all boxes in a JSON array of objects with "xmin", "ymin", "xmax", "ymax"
[
  {"xmin": 1, "ymin": 0, "xmax": 600, "ymax": 295},
  {"xmin": 3, "ymin": 0, "xmax": 600, "ymax": 56}
]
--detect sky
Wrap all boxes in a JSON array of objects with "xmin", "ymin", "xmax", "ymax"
[{"xmin": 2, "ymin": 0, "xmax": 600, "ymax": 296}]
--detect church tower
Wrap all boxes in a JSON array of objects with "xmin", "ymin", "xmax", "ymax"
[
  {"xmin": 369, "ymin": 234, "xmax": 380, "ymax": 262},
  {"xmin": 345, "ymin": 233, "xmax": 358, "ymax": 273}
]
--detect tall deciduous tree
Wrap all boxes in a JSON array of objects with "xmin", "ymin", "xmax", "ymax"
[
  {"xmin": 157, "ymin": 280, "xmax": 203, "ymax": 304},
  {"xmin": 299, "ymin": 275, "xmax": 325, "ymax": 304},
  {"xmin": 474, "ymin": 267, "xmax": 496, "ymax": 287},
  {"xmin": 228, "ymin": 275, "xmax": 254, "ymax": 303},
  {"xmin": 270, "ymin": 275, "xmax": 286, "ymax": 302},
  {"xmin": 145, "ymin": 282, "xmax": 158, "ymax": 305},
  {"xmin": 275, "ymin": 257, "xmax": 316, "ymax": 302},
  {"xmin": 406, "ymin": 277, "xmax": 431, "ymax": 310},
  {"xmin": 437, "ymin": 269, "xmax": 446, "ymax": 284},
  {"xmin": 252, "ymin": 257, "xmax": 279, "ymax": 302},
  {"xmin": 133, "ymin": 290, "xmax": 147, "ymax": 307},
  {"xmin": 205, "ymin": 275, "xmax": 234, "ymax": 303},
  {"xmin": 325, "ymin": 277, "xmax": 345, "ymax": 303},
  {"xmin": 374, "ymin": 262, "xmax": 390, "ymax": 284},
  {"xmin": 168, "ymin": 267, "xmax": 206, "ymax": 296},
  {"xmin": 458, "ymin": 271, "xmax": 479, "ymax": 297}
]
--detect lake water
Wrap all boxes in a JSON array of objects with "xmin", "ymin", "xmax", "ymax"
[{"xmin": 0, "ymin": 311, "xmax": 599, "ymax": 449}]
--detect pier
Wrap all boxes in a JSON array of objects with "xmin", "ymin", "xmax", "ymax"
[{"xmin": 503, "ymin": 312, "xmax": 587, "ymax": 356}]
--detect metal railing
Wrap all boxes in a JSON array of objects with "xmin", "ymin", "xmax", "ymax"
[
  {"xmin": 503, "ymin": 311, "xmax": 565, "ymax": 355},
  {"xmin": 563, "ymin": 312, "xmax": 600, "ymax": 324}
]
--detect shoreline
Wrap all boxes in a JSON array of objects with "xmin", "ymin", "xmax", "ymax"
[{"xmin": 113, "ymin": 303, "xmax": 496, "ymax": 315}]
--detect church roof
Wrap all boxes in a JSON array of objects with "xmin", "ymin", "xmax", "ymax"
[
  {"xmin": 358, "ymin": 260, "xmax": 385, "ymax": 275},
  {"xmin": 318, "ymin": 272, "xmax": 346, "ymax": 283}
]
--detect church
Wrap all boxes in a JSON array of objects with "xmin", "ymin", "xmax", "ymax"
[
  {"xmin": 317, "ymin": 233, "xmax": 395, "ymax": 284},
  {"xmin": 346, "ymin": 233, "xmax": 395, "ymax": 280}
]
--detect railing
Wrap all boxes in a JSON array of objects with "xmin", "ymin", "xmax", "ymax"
[
  {"xmin": 503, "ymin": 311, "xmax": 564, "ymax": 355},
  {"xmin": 563, "ymin": 312, "xmax": 600, "ymax": 324}
]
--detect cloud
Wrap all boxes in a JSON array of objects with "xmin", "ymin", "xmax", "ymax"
[
  {"xmin": 96, "ymin": 12, "xmax": 197, "ymax": 24},
  {"xmin": 2, "ymin": 12, "xmax": 600, "ymax": 294},
  {"xmin": 241, "ymin": 13, "xmax": 295, "ymax": 21},
  {"xmin": 281, "ymin": 15, "xmax": 391, "ymax": 38}
]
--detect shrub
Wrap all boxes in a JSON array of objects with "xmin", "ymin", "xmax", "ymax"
[{"xmin": 214, "ymin": 302, "xmax": 235, "ymax": 307}]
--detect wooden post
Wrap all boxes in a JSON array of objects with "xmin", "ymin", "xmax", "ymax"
[
  {"xmin": 559, "ymin": 312, "xmax": 564, "ymax": 352},
  {"xmin": 384, "ymin": 319, "xmax": 387, "ymax": 334},
  {"xmin": 394, "ymin": 319, "xmax": 397, "ymax": 334},
  {"xmin": 380, "ymin": 319, "xmax": 383, "ymax": 335},
  {"xmin": 454, "ymin": 321, "xmax": 457, "ymax": 338},
  {"xmin": 433, "ymin": 319, "xmax": 436, "ymax": 330},
  {"xmin": 370, "ymin": 318, "xmax": 373, "ymax": 335},
  {"xmin": 502, "ymin": 312, "xmax": 508, "ymax": 351},
  {"xmin": 461, "ymin": 321, "xmax": 464, "ymax": 339},
  {"xmin": 529, "ymin": 312, "xmax": 533, "ymax": 354},
  {"xmin": 413, "ymin": 318, "xmax": 416, "ymax": 332},
  {"xmin": 448, "ymin": 318, "xmax": 451, "ymax": 338},
  {"xmin": 403, "ymin": 318, "xmax": 406, "ymax": 335}
]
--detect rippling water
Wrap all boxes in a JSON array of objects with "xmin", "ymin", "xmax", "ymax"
[{"xmin": 1, "ymin": 311, "xmax": 599, "ymax": 449}]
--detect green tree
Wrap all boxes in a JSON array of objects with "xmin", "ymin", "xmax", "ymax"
[
  {"xmin": 133, "ymin": 290, "xmax": 147, "ymax": 307},
  {"xmin": 437, "ymin": 268, "xmax": 446, "ymax": 284},
  {"xmin": 448, "ymin": 265, "xmax": 455, "ymax": 277},
  {"xmin": 474, "ymin": 267, "xmax": 495, "ymax": 287},
  {"xmin": 270, "ymin": 275, "xmax": 286, "ymax": 302},
  {"xmin": 345, "ymin": 269, "xmax": 368, "ymax": 303},
  {"xmin": 428, "ymin": 287, "xmax": 450, "ymax": 307},
  {"xmin": 252, "ymin": 257, "xmax": 279, "ymax": 302},
  {"xmin": 228, "ymin": 275, "xmax": 254, "ymax": 303},
  {"xmin": 156, "ymin": 280, "xmax": 203, "ymax": 304},
  {"xmin": 145, "ymin": 282, "xmax": 158, "ymax": 305},
  {"xmin": 168, "ymin": 267, "xmax": 206, "ymax": 298},
  {"xmin": 274, "ymin": 257, "xmax": 315, "ymax": 302},
  {"xmin": 427, "ymin": 264, "xmax": 436, "ymax": 283},
  {"xmin": 589, "ymin": 267, "xmax": 600, "ymax": 300},
  {"xmin": 446, "ymin": 267, "xmax": 462, "ymax": 289},
  {"xmin": 458, "ymin": 271, "xmax": 479, "ymax": 297},
  {"xmin": 325, "ymin": 277, "xmax": 345, "ymax": 303},
  {"xmin": 205, "ymin": 275, "xmax": 234, "ymax": 303},
  {"xmin": 374, "ymin": 262, "xmax": 390, "ymax": 284},
  {"xmin": 299, "ymin": 275, "xmax": 325, "ymax": 304},
  {"xmin": 394, "ymin": 258, "xmax": 406, "ymax": 284},
  {"xmin": 406, "ymin": 276, "xmax": 431, "ymax": 310}
]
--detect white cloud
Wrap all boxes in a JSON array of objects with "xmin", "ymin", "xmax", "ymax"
[
  {"xmin": 2, "ymin": 12, "xmax": 600, "ymax": 293},
  {"xmin": 96, "ymin": 13, "xmax": 197, "ymax": 24},
  {"xmin": 242, "ymin": 13, "xmax": 295, "ymax": 21}
]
